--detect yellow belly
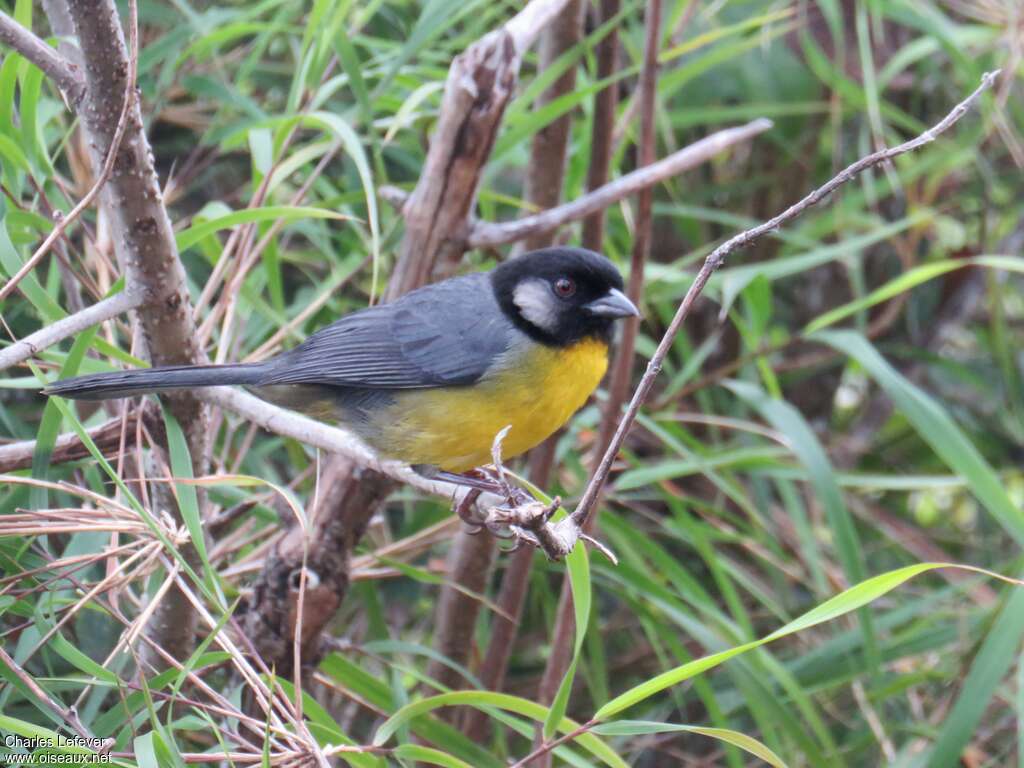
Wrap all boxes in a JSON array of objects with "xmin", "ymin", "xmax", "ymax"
[{"xmin": 373, "ymin": 338, "xmax": 609, "ymax": 471}]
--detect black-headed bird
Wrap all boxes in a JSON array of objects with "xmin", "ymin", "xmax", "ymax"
[{"xmin": 45, "ymin": 247, "xmax": 639, "ymax": 483}]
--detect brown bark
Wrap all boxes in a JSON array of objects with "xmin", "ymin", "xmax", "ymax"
[
  {"xmin": 242, "ymin": 0, "xmax": 573, "ymax": 683},
  {"xmin": 581, "ymin": 0, "xmax": 621, "ymax": 251}
]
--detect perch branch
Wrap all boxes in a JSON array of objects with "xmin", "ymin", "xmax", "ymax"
[
  {"xmin": 0, "ymin": 11, "xmax": 85, "ymax": 107},
  {"xmin": 468, "ymin": 119, "xmax": 772, "ymax": 247},
  {"xmin": 0, "ymin": 290, "xmax": 140, "ymax": 372},
  {"xmin": 197, "ymin": 387, "xmax": 454, "ymax": 498},
  {"xmin": 568, "ymin": 70, "xmax": 1001, "ymax": 533}
]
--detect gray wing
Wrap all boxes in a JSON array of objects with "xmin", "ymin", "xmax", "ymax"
[{"xmin": 257, "ymin": 273, "xmax": 510, "ymax": 389}]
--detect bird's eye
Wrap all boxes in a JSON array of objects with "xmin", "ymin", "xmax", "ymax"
[{"xmin": 554, "ymin": 277, "xmax": 576, "ymax": 298}]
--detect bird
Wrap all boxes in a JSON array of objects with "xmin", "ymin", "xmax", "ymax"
[{"xmin": 45, "ymin": 246, "xmax": 639, "ymax": 483}]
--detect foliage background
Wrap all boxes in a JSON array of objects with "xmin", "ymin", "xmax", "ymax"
[{"xmin": 0, "ymin": 0, "xmax": 1023, "ymax": 765}]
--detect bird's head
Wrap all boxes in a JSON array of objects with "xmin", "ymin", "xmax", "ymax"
[{"xmin": 491, "ymin": 247, "xmax": 640, "ymax": 346}]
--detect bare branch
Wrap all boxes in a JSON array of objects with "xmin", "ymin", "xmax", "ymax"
[
  {"xmin": 0, "ymin": 11, "xmax": 85, "ymax": 107},
  {"xmin": 467, "ymin": 118, "xmax": 773, "ymax": 248},
  {"xmin": 569, "ymin": 70, "xmax": 1002, "ymax": 533},
  {"xmin": 0, "ymin": 406, "xmax": 156, "ymax": 473},
  {"xmin": 506, "ymin": 0, "xmax": 574, "ymax": 54},
  {"xmin": 197, "ymin": 387, "xmax": 455, "ymax": 499},
  {"xmin": 0, "ymin": 290, "xmax": 139, "ymax": 372}
]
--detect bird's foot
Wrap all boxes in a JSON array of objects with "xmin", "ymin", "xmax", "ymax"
[{"xmin": 433, "ymin": 427, "xmax": 618, "ymax": 562}]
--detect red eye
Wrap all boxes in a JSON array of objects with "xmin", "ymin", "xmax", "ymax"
[{"xmin": 554, "ymin": 278, "xmax": 576, "ymax": 298}]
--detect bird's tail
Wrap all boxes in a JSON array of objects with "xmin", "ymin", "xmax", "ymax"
[{"xmin": 43, "ymin": 363, "xmax": 268, "ymax": 401}]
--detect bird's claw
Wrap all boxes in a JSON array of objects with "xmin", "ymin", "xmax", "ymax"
[{"xmin": 443, "ymin": 428, "xmax": 618, "ymax": 562}]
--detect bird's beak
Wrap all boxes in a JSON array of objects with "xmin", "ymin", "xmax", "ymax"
[{"xmin": 585, "ymin": 288, "xmax": 640, "ymax": 318}]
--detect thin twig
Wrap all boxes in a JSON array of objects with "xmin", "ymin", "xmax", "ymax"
[
  {"xmin": 569, "ymin": 70, "xmax": 1001, "ymax": 531},
  {"xmin": 581, "ymin": 0, "xmax": 620, "ymax": 251},
  {"xmin": 0, "ymin": 9, "xmax": 138, "ymax": 303},
  {"xmin": 468, "ymin": 119, "xmax": 772, "ymax": 247},
  {"xmin": 0, "ymin": 290, "xmax": 140, "ymax": 372},
  {"xmin": 0, "ymin": 406, "xmax": 153, "ymax": 473},
  {"xmin": 511, "ymin": 719, "xmax": 597, "ymax": 768},
  {"xmin": 0, "ymin": 11, "xmax": 85, "ymax": 107}
]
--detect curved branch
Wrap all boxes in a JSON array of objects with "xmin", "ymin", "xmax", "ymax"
[
  {"xmin": 0, "ymin": 290, "xmax": 140, "ymax": 372},
  {"xmin": 0, "ymin": 11, "xmax": 85, "ymax": 107},
  {"xmin": 467, "ymin": 118, "xmax": 773, "ymax": 248},
  {"xmin": 197, "ymin": 387, "xmax": 455, "ymax": 499}
]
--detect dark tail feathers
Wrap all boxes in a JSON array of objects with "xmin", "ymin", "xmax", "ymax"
[{"xmin": 44, "ymin": 363, "xmax": 268, "ymax": 401}]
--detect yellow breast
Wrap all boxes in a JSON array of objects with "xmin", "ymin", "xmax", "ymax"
[{"xmin": 374, "ymin": 337, "xmax": 609, "ymax": 471}]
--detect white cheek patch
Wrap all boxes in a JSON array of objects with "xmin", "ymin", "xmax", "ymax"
[{"xmin": 513, "ymin": 279, "xmax": 559, "ymax": 332}]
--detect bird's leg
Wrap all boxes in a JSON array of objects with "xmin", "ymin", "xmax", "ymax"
[{"xmin": 452, "ymin": 487, "xmax": 484, "ymax": 533}]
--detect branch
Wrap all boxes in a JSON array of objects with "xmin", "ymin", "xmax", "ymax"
[
  {"xmin": 197, "ymin": 387, "xmax": 456, "ymax": 499},
  {"xmin": 0, "ymin": 290, "xmax": 139, "ymax": 372},
  {"xmin": 505, "ymin": 0, "xmax": 573, "ymax": 55},
  {"xmin": 467, "ymin": 118, "xmax": 772, "ymax": 247},
  {"xmin": 581, "ymin": 0, "xmax": 621, "ymax": 251},
  {"xmin": 569, "ymin": 70, "xmax": 1001, "ymax": 533},
  {"xmin": 0, "ymin": 405, "xmax": 157, "ymax": 473},
  {"xmin": 0, "ymin": 11, "xmax": 85, "ymax": 108}
]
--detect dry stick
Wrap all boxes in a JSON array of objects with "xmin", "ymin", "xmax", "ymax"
[
  {"xmin": 197, "ymin": 388, "xmax": 457, "ymax": 499},
  {"xmin": 581, "ymin": 0, "xmax": 620, "ymax": 250},
  {"xmin": 0, "ymin": 289, "xmax": 140, "ymax": 372},
  {"xmin": 467, "ymin": 119, "xmax": 772, "ymax": 248},
  {"xmin": 0, "ymin": 29, "xmax": 136, "ymax": 303},
  {"xmin": 569, "ymin": 69, "xmax": 1000, "ymax": 532},
  {"xmin": 0, "ymin": 11, "xmax": 85, "ymax": 107}
]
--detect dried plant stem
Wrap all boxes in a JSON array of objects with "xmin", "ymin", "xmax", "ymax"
[
  {"xmin": 581, "ymin": 0, "xmax": 621, "ymax": 250},
  {"xmin": 467, "ymin": 119, "xmax": 772, "ymax": 248},
  {"xmin": 569, "ymin": 69, "xmax": 1000, "ymax": 532},
  {"xmin": 0, "ymin": 290, "xmax": 140, "ymax": 372}
]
